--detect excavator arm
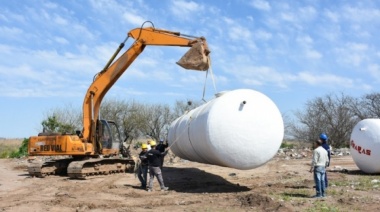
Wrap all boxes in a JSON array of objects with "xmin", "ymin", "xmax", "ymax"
[{"xmin": 82, "ymin": 27, "xmax": 210, "ymax": 148}]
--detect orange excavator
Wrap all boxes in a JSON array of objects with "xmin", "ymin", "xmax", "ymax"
[{"xmin": 27, "ymin": 21, "xmax": 210, "ymax": 179}]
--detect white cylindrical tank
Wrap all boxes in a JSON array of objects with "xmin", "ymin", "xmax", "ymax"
[
  {"xmin": 168, "ymin": 89, "xmax": 284, "ymax": 170},
  {"xmin": 350, "ymin": 119, "xmax": 380, "ymax": 173}
]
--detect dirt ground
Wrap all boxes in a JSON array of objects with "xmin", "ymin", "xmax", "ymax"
[{"xmin": 1, "ymin": 152, "xmax": 380, "ymax": 212}]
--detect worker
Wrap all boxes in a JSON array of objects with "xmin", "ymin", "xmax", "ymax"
[
  {"xmin": 137, "ymin": 143, "xmax": 149, "ymax": 189},
  {"xmin": 309, "ymin": 139, "xmax": 329, "ymax": 198},
  {"xmin": 146, "ymin": 140, "xmax": 152, "ymax": 151},
  {"xmin": 155, "ymin": 139, "xmax": 169, "ymax": 169},
  {"xmin": 319, "ymin": 133, "xmax": 331, "ymax": 188},
  {"xmin": 146, "ymin": 140, "xmax": 169, "ymax": 192}
]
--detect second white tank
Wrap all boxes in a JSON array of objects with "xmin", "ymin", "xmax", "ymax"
[{"xmin": 350, "ymin": 119, "xmax": 380, "ymax": 173}]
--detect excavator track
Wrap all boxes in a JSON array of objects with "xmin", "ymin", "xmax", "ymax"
[
  {"xmin": 28, "ymin": 158, "xmax": 74, "ymax": 178},
  {"xmin": 27, "ymin": 158, "xmax": 135, "ymax": 179},
  {"xmin": 67, "ymin": 158, "xmax": 135, "ymax": 179}
]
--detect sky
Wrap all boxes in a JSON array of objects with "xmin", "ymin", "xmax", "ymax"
[{"xmin": 1, "ymin": 0, "xmax": 380, "ymax": 138}]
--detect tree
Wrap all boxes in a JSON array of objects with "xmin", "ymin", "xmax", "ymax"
[
  {"xmin": 171, "ymin": 99, "xmax": 201, "ymax": 118},
  {"xmin": 38, "ymin": 98, "xmax": 205, "ymax": 145},
  {"xmin": 349, "ymin": 92, "xmax": 380, "ymax": 119},
  {"xmin": 99, "ymin": 98, "xmax": 139, "ymax": 142},
  {"xmin": 41, "ymin": 103, "xmax": 81, "ymax": 134},
  {"xmin": 289, "ymin": 93, "xmax": 358, "ymax": 148},
  {"xmin": 138, "ymin": 103, "xmax": 172, "ymax": 142},
  {"xmin": 41, "ymin": 115, "xmax": 77, "ymax": 134}
]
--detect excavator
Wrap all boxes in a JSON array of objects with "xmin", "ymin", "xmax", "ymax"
[{"xmin": 27, "ymin": 21, "xmax": 210, "ymax": 179}]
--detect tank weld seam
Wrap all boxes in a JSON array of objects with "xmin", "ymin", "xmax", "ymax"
[{"xmin": 187, "ymin": 113, "xmax": 211, "ymax": 164}]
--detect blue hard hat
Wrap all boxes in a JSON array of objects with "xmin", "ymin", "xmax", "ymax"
[{"xmin": 319, "ymin": 133, "xmax": 328, "ymax": 141}]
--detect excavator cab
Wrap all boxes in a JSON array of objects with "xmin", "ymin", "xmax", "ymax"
[{"xmin": 98, "ymin": 120, "xmax": 123, "ymax": 156}]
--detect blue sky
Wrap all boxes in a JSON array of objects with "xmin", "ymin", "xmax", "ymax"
[{"xmin": 1, "ymin": 0, "xmax": 380, "ymax": 138}]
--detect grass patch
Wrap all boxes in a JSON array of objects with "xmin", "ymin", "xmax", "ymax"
[
  {"xmin": 331, "ymin": 176, "xmax": 380, "ymax": 191},
  {"xmin": 306, "ymin": 201, "xmax": 341, "ymax": 212},
  {"xmin": 0, "ymin": 139, "xmax": 22, "ymax": 158},
  {"xmin": 0, "ymin": 138, "xmax": 28, "ymax": 158},
  {"xmin": 280, "ymin": 142, "xmax": 295, "ymax": 149},
  {"xmin": 280, "ymin": 189, "xmax": 310, "ymax": 199}
]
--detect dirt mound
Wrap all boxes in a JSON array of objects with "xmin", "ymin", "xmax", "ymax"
[{"xmin": 238, "ymin": 193, "xmax": 292, "ymax": 211}]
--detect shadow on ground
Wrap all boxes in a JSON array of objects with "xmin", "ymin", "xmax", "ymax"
[
  {"xmin": 155, "ymin": 167, "xmax": 251, "ymax": 193},
  {"xmin": 281, "ymin": 192, "xmax": 310, "ymax": 198},
  {"xmin": 329, "ymin": 169, "xmax": 380, "ymax": 176}
]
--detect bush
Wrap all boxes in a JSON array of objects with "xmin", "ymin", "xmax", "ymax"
[
  {"xmin": 281, "ymin": 142, "xmax": 295, "ymax": 149},
  {"xmin": 134, "ymin": 141, "xmax": 143, "ymax": 150},
  {"xmin": 9, "ymin": 138, "xmax": 29, "ymax": 158}
]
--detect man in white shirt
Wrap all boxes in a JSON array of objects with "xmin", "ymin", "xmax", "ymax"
[
  {"xmin": 309, "ymin": 139, "xmax": 329, "ymax": 198},
  {"xmin": 146, "ymin": 140, "xmax": 152, "ymax": 151}
]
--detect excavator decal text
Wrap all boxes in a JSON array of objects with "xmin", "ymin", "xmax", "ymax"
[{"xmin": 40, "ymin": 145, "xmax": 62, "ymax": 152}]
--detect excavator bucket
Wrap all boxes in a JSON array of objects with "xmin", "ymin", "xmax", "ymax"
[{"xmin": 176, "ymin": 41, "xmax": 210, "ymax": 71}]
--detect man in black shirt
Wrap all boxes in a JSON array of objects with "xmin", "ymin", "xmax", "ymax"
[
  {"xmin": 137, "ymin": 143, "xmax": 148, "ymax": 189},
  {"xmin": 146, "ymin": 140, "xmax": 169, "ymax": 192},
  {"xmin": 155, "ymin": 139, "xmax": 169, "ymax": 169}
]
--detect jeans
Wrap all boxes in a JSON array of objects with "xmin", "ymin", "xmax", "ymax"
[
  {"xmin": 314, "ymin": 166, "xmax": 326, "ymax": 197},
  {"xmin": 148, "ymin": 166, "xmax": 166, "ymax": 190},
  {"xmin": 137, "ymin": 165, "xmax": 148, "ymax": 188}
]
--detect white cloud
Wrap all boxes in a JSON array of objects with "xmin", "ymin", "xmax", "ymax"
[
  {"xmin": 348, "ymin": 42, "xmax": 368, "ymax": 51},
  {"xmin": 324, "ymin": 9, "xmax": 340, "ymax": 23},
  {"xmin": 54, "ymin": 36, "xmax": 69, "ymax": 45},
  {"xmin": 237, "ymin": 65, "xmax": 290, "ymax": 88},
  {"xmin": 295, "ymin": 35, "xmax": 322, "ymax": 59},
  {"xmin": 0, "ymin": 13, "xmax": 8, "ymax": 22},
  {"xmin": 297, "ymin": 35, "xmax": 313, "ymax": 45},
  {"xmin": 0, "ymin": 26, "xmax": 23, "ymax": 38},
  {"xmin": 342, "ymin": 5, "xmax": 380, "ymax": 23},
  {"xmin": 3, "ymin": 10, "xmax": 25, "ymax": 23},
  {"xmin": 179, "ymin": 73, "xmax": 205, "ymax": 85},
  {"xmin": 71, "ymin": 24, "xmax": 96, "ymax": 41},
  {"xmin": 246, "ymin": 16, "xmax": 254, "ymax": 22},
  {"xmin": 170, "ymin": 0, "xmax": 204, "ymax": 19},
  {"xmin": 228, "ymin": 25, "xmax": 252, "ymax": 41},
  {"xmin": 0, "ymin": 42, "xmax": 109, "ymax": 98},
  {"xmin": 297, "ymin": 72, "xmax": 353, "ymax": 87},
  {"xmin": 254, "ymin": 29, "xmax": 272, "ymax": 40},
  {"xmin": 222, "ymin": 18, "xmax": 255, "ymax": 45},
  {"xmin": 122, "ymin": 11, "xmax": 146, "ymax": 26},
  {"xmin": 368, "ymin": 64, "xmax": 380, "ymax": 81},
  {"xmin": 0, "ymin": 64, "xmax": 81, "ymax": 97},
  {"xmin": 89, "ymin": 0, "xmax": 126, "ymax": 12},
  {"xmin": 249, "ymin": 0, "xmax": 271, "ymax": 11},
  {"xmin": 0, "ymin": 44, "xmax": 12, "ymax": 53},
  {"xmin": 305, "ymin": 49, "xmax": 322, "ymax": 60},
  {"xmin": 53, "ymin": 15, "xmax": 69, "ymax": 25},
  {"xmin": 335, "ymin": 42, "xmax": 369, "ymax": 66},
  {"xmin": 298, "ymin": 6, "xmax": 317, "ymax": 20},
  {"xmin": 43, "ymin": 1, "xmax": 59, "ymax": 9},
  {"xmin": 280, "ymin": 12, "xmax": 295, "ymax": 22}
]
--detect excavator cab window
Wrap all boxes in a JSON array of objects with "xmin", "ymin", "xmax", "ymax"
[
  {"xmin": 100, "ymin": 120, "xmax": 123, "ymax": 150},
  {"xmin": 100, "ymin": 120, "xmax": 112, "ymax": 149}
]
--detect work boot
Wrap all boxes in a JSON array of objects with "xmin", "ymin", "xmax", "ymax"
[{"xmin": 161, "ymin": 187, "xmax": 169, "ymax": 191}]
